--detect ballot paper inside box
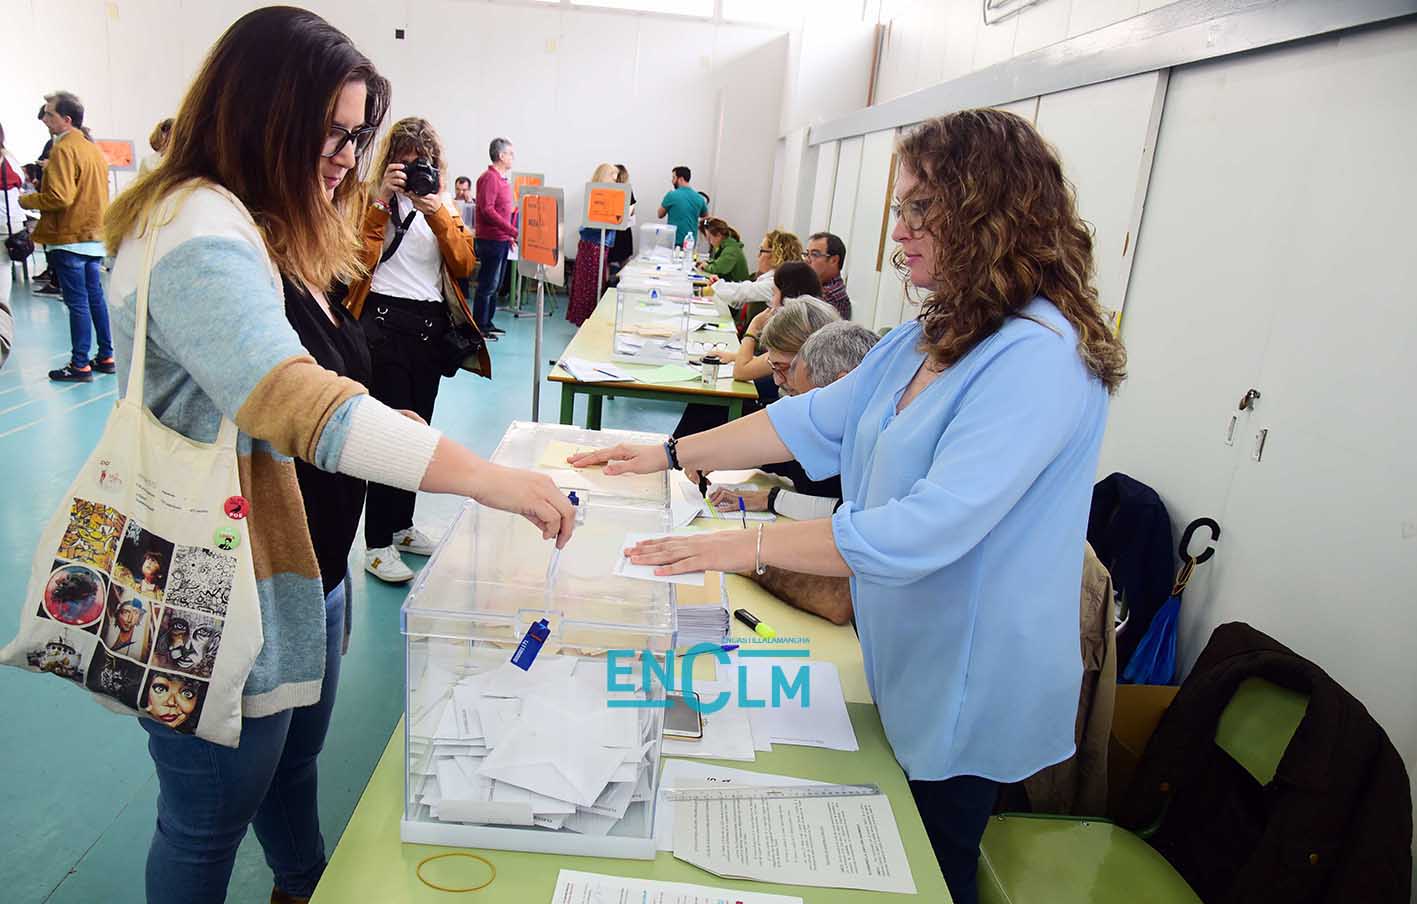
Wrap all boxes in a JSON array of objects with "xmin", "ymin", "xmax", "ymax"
[{"xmin": 400, "ymin": 485, "xmax": 682, "ymax": 859}]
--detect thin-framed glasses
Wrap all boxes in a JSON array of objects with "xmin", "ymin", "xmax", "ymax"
[
  {"xmin": 322, "ymin": 124, "xmax": 377, "ymax": 159},
  {"xmin": 891, "ymin": 198, "xmax": 930, "ymax": 231},
  {"xmin": 768, "ymin": 355, "xmax": 796, "ymax": 376},
  {"xmin": 803, "ymin": 249, "xmax": 831, "ymax": 260}
]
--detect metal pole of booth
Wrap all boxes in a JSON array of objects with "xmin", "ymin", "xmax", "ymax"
[
  {"xmin": 596, "ymin": 228, "xmax": 608, "ymax": 310},
  {"xmin": 532, "ymin": 263, "xmax": 546, "ymax": 421}
]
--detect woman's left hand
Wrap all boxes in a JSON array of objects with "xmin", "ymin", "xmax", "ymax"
[
  {"xmin": 409, "ymin": 192, "xmax": 443, "ymax": 216},
  {"xmin": 625, "ymin": 530, "xmax": 756, "ymax": 576}
]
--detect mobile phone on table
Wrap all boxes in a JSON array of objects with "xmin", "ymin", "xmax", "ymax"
[{"xmin": 663, "ymin": 691, "xmax": 704, "ymax": 740}]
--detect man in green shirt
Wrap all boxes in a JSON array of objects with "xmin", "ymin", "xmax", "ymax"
[{"xmin": 658, "ymin": 166, "xmax": 708, "ymax": 246}]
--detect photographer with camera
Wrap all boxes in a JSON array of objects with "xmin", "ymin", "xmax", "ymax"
[{"xmin": 344, "ymin": 116, "xmax": 487, "ymax": 584}]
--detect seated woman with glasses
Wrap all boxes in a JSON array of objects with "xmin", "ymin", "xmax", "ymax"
[{"xmin": 672, "ymin": 263, "xmax": 828, "ymax": 439}]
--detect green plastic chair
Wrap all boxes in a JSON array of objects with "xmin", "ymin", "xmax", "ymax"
[{"xmin": 978, "ymin": 678, "xmax": 1309, "ymax": 904}]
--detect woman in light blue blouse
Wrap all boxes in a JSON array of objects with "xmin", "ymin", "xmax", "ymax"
[{"xmin": 572, "ymin": 109, "xmax": 1127, "ymax": 904}]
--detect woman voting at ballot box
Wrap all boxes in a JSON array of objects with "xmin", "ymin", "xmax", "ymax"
[{"xmin": 569, "ymin": 109, "xmax": 1126, "ymax": 904}]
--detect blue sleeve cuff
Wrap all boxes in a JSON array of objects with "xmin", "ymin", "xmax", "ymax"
[{"xmin": 313, "ymin": 396, "xmax": 360, "ymax": 471}]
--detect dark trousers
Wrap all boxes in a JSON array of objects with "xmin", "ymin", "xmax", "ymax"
[
  {"xmin": 908, "ymin": 775, "xmax": 1000, "ymax": 904},
  {"xmin": 50, "ymin": 249, "xmax": 112, "ymax": 368},
  {"xmin": 472, "ymin": 238, "xmax": 510, "ymax": 330},
  {"xmin": 360, "ymin": 293, "xmax": 446, "ymax": 549}
]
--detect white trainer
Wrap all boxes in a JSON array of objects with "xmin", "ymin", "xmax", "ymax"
[
  {"xmin": 364, "ymin": 545, "xmax": 415, "ymax": 583},
  {"xmin": 392, "ymin": 526, "xmax": 438, "ymax": 557}
]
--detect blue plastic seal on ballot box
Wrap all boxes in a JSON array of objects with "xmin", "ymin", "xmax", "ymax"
[{"xmin": 511, "ymin": 618, "xmax": 552, "ymax": 671}]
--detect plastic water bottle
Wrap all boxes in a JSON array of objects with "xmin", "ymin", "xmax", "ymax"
[{"xmin": 682, "ymin": 235, "xmax": 695, "ymax": 272}]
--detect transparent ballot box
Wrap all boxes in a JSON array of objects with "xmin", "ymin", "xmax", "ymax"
[
  {"xmin": 638, "ymin": 223, "xmax": 677, "ymax": 260},
  {"xmin": 401, "ymin": 497, "xmax": 677, "ymax": 858},
  {"xmin": 612, "ymin": 286, "xmax": 691, "ymax": 366},
  {"xmin": 491, "ymin": 420, "xmax": 669, "ymax": 509}
]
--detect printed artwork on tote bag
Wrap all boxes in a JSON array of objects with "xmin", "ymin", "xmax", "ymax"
[{"xmin": 0, "ymin": 198, "xmax": 263, "ymax": 747}]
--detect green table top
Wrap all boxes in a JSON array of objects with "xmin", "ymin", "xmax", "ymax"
[{"xmin": 312, "ymin": 704, "xmax": 949, "ymax": 903}]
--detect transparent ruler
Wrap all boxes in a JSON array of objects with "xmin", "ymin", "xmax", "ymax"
[{"xmin": 665, "ymin": 783, "xmax": 881, "ymax": 802}]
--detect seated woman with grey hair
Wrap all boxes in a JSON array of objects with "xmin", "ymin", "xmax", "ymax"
[{"xmin": 708, "ymin": 310, "xmax": 880, "ymax": 624}]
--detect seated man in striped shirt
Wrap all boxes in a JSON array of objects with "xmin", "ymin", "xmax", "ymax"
[{"xmin": 805, "ymin": 231, "xmax": 851, "ymax": 320}]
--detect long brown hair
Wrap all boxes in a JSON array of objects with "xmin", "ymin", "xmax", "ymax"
[
  {"xmin": 104, "ymin": 7, "xmax": 390, "ymax": 289},
  {"xmin": 701, "ymin": 217, "xmax": 740, "ymax": 242},
  {"xmin": 895, "ymin": 109, "xmax": 1126, "ymax": 392},
  {"xmin": 366, "ymin": 117, "xmax": 446, "ymax": 200}
]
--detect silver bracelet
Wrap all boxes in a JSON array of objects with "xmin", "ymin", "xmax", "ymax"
[{"xmin": 754, "ymin": 523, "xmax": 767, "ymax": 575}]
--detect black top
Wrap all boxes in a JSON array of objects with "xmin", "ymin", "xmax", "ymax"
[
  {"xmin": 283, "ymin": 277, "xmax": 372, "ymax": 595},
  {"xmin": 762, "ymin": 459, "xmax": 841, "ymax": 502}
]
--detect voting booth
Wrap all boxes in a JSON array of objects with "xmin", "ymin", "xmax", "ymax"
[{"xmin": 400, "ymin": 422, "xmax": 727, "ymax": 859}]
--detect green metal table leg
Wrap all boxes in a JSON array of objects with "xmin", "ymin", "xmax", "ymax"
[
  {"xmin": 559, "ymin": 385, "xmax": 576, "ymax": 425},
  {"xmin": 587, "ymin": 394, "xmax": 604, "ymax": 430},
  {"xmin": 727, "ymin": 399, "xmax": 744, "ymax": 421}
]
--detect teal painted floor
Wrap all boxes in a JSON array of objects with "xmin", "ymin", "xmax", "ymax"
[{"xmin": 0, "ymin": 269, "xmax": 680, "ymax": 903}]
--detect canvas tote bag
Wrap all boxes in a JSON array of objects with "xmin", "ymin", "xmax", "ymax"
[{"xmin": 0, "ymin": 198, "xmax": 263, "ymax": 747}]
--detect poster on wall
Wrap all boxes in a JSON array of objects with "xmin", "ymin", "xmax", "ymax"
[
  {"xmin": 95, "ymin": 139, "xmax": 136, "ymax": 172},
  {"xmin": 581, "ymin": 182, "xmax": 632, "ymax": 231},
  {"xmin": 517, "ymin": 186, "xmax": 565, "ymax": 287}
]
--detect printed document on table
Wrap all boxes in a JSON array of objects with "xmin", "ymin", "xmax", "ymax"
[
  {"xmin": 672, "ymin": 791, "xmax": 917, "ymax": 894},
  {"xmin": 550, "ymin": 869, "xmax": 803, "ymax": 904},
  {"xmin": 655, "ymin": 760, "xmax": 828, "ymax": 851}
]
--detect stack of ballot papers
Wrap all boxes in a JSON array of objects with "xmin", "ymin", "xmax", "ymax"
[
  {"xmin": 672, "ymin": 571, "xmax": 730, "ymax": 649},
  {"xmin": 407, "ymin": 654, "xmax": 660, "ymax": 836}
]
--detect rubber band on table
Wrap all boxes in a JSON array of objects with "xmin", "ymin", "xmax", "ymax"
[{"xmin": 415, "ymin": 851, "xmax": 496, "ymax": 893}]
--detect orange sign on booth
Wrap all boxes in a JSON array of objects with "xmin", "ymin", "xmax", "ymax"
[
  {"xmin": 512, "ymin": 173, "xmax": 543, "ymax": 204},
  {"xmin": 520, "ymin": 194, "xmax": 559, "ymax": 267},
  {"xmin": 95, "ymin": 139, "xmax": 136, "ymax": 171},
  {"xmin": 586, "ymin": 187, "xmax": 626, "ymax": 227}
]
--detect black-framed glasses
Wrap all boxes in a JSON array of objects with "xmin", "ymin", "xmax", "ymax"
[
  {"xmin": 758, "ymin": 247, "xmax": 772, "ymax": 254},
  {"xmin": 803, "ymin": 249, "xmax": 833, "ymax": 261},
  {"xmin": 891, "ymin": 198, "xmax": 931, "ymax": 232},
  {"xmin": 322, "ymin": 125, "xmax": 377, "ymax": 159}
]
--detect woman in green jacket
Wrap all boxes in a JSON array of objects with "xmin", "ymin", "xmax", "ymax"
[{"xmin": 699, "ymin": 217, "xmax": 750, "ymax": 281}]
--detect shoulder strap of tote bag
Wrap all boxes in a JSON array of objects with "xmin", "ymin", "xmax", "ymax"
[{"xmin": 126, "ymin": 201, "xmax": 239, "ymax": 450}]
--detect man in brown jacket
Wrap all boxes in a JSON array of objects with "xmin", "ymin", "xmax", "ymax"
[{"xmin": 21, "ymin": 91, "xmax": 113, "ymax": 382}]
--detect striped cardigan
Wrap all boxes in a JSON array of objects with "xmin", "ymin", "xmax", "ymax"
[{"xmin": 108, "ymin": 184, "xmax": 439, "ymax": 716}]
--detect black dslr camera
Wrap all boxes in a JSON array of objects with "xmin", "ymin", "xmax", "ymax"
[{"xmin": 403, "ymin": 157, "xmax": 440, "ymax": 196}]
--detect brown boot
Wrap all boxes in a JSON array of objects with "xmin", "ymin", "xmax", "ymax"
[{"xmin": 270, "ymin": 888, "xmax": 310, "ymax": 904}]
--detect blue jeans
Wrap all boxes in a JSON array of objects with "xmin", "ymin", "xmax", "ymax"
[
  {"xmin": 49, "ymin": 249, "xmax": 112, "ymax": 369},
  {"xmin": 472, "ymin": 238, "xmax": 510, "ymax": 329},
  {"xmin": 143, "ymin": 578, "xmax": 347, "ymax": 903}
]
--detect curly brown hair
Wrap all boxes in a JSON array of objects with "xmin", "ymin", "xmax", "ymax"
[
  {"xmin": 366, "ymin": 117, "xmax": 446, "ymax": 199},
  {"xmin": 894, "ymin": 109, "xmax": 1126, "ymax": 392},
  {"xmin": 762, "ymin": 229, "xmax": 804, "ymax": 272}
]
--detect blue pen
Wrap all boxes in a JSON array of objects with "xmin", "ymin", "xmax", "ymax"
[
  {"xmin": 545, "ymin": 492, "xmax": 581, "ymax": 586},
  {"xmin": 721, "ymin": 644, "xmax": 739, "ymax": 653},
  {"xmin": 738, "ymin": 495, "xmax": 747, "ymax": 528}
]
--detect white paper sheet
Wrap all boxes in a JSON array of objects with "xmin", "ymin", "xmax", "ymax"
[
  {"xmin": 738, "ymin": 659, "xmax": 859, "ymax": 752},
  {"xmin": 558, "ymin": 357, "xmax": 638, "ymax": 383},
  {"xmin": 672, "ymin": 792, "xmax": 916, "ymax": 894},
  {"xmin": 653, "ymin": 761, "xmax": 828, "ymax": 851},
  {"xmin": 551, "ymin": 869, "xmax": 804, "ymax": 904},
  {"xmin": 475, "ymin": 721, "xmax": 625, "ymax": 808},
  {"xmin": 615, "ymin": 531, "xmax": 706, "ymax": 585}
]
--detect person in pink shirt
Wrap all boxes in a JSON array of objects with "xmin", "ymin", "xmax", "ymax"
[{"xmin": 473, "ymin": 137, "xmax": 517, "ymax": 336}]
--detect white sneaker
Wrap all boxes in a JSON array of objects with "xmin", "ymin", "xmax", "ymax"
[
  {"xmin": 392, "ymin": 526, "xmax": 438, "ymax": 557},
  {"xmin": 365, "ymin": 545, "xmax": 415, "ymax": 583}
]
